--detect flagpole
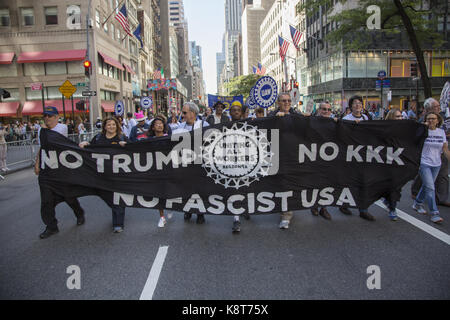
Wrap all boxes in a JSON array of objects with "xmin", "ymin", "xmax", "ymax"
[{"xmin": 102, "ymin": 0, "xmax": 126, "ymax": 27}]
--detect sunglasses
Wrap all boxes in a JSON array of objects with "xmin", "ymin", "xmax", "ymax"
[
  {"xmin": 321, "ymin": 108, "xmax": 332, "ymax": 111},
  {"xmin": 280, "ymin": 99, "xmax": 292, "ymax": 102}
]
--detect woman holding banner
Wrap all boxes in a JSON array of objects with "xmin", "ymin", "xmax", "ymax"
[
  {"xmin": 146, "ymin": 114, "xmax": 173, "ymax": 228},
  {"xmin": 79, "ymin": 117, "xmax": 128, "ymax": 233},
  {"xmin": 412, "ymin": 111, "xmax": 450, "ymax": 224}
]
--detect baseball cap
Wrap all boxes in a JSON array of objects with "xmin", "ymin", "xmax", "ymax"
[
  {"xmin": 231, "ymin": 101, "xmax": 242, "ymax": 108},
  {"xmin": 43, "ymin": 106, "xmax": 59, "ymax": 116}
]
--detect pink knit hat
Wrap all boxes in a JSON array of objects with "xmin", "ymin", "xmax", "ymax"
[{"xmin": 135, "ymin": 111, "xmax": 147, "ymax": 122}]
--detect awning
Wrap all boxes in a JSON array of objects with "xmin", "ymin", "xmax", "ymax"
[
  {"xmin": 101, "ymin": 101, "xmax": 115, "ymax": 113},
  {"xmin": 21, "ymin": 100, "xmax": 88, "ymax": 116},
  {"xmin": 123, "ymin": 63, "xmax": 136, "ymax": 75},
  {"xmin": 0, "ymin": 102, "xmax": 20, "ymax": 117},
  {"xmin": 0, "ymin": 53, "xmax": 15, "ymax": 65},
  {"xmin": 98, "ymin": 51, "xmax": 124, "ymax": 71},
  {"xmin": 17, "ymin": 49, "xmax": 86, "ymax": 63}
]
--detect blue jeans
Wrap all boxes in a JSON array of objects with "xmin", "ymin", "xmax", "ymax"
[
  {"xmin": 112, "ymin": 206, "xmax": 125, "ymax": 227},
  {"xmin": 415, "ymin": 164, "xmax": 441, "ymax": 214}
]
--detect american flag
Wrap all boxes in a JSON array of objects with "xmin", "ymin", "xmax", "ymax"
[
  {"xmin": 289, "ymin": 25, "xmax": 302, "ymax": 50},
  {"xmin": 257, "ymin": 62, "xmax": 266, "ymax": 75},
  {"xmin": 253, "ymin": 66, "xmax": 258, "ymax": 74},
  {"xmin": 278, "ymin": 36, "xmax": 290, "ymax": 62},
  {"xmin": 115, "ymin": 4, "xmax": 131, "ymax": 36}
]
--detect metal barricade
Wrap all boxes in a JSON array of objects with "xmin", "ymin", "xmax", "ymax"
[
  {"xmin": 67, "ymin": 130, "xmax": 101, "ymax": 144},
  {"xmin": 3, "ymin": 138, "xmax": 39, "ymax": 173}
]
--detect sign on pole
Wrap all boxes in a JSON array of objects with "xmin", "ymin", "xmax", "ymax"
[
  {"xmin": 59, "ymin": 80, "xmax": 77, "ymax": 99},
  {"xmin": 140, "ymin": 96, "xmax": 153, "ymax": 110},
  {"xmin": 115, "ymin": 100, "xmax": 124, "ymax": 116},
  {"xmin": 252, "ymin": 76, "xmax": 278, "ymax": 108},
  {"xmin": 31, "ymin": 83, "xmax": 43, "ymax": 91}
]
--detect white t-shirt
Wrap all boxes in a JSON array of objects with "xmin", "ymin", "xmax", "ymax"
[
  {"xmin": 214, "ymin": 115, "xmax": 221, "ymax": 124},
  {"xmin": 343, "ymin": 114, "xmax": 368, "ymax": 121},
  {"xmin": 421, "ymin": 128, "xmax": 447, "ymax": 167},
  {"xmin": 38, "ymin": 123, "xmax": 68, "ymax": 145}
]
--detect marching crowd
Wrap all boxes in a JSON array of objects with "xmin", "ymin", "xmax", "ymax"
[{"xmin": 32, "ymin": 92, "xmax": 450, "ymax": 239}]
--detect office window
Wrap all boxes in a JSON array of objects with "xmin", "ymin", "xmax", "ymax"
[
  {"xmin": 111, "ymin": 24, "xmax": 115, "ymax": 40},
  {"xmin": 0, "ymin": 88, "xmax": 19, "ymax": 101},
  {"xmin": 47, "ymin": 86, "xmax": 62, "ymax": 99},
  {"xmin": 68, "ymin": 61, "xmax": 84, "ymax": 74},
  {"xmin": 24, "ymin": 63, "xmax": 45, "ymax": 76},
  {"xmin": 0, "ymin": 8, "xmax": 10, "ymax": 26},
  {"xmin": 104, "ymin": 20, "xmax": 108, "ymax": 33},
  {"xmin": 46, "ymin": 62, "xmax": 67, "ymax": 75},
  {"xmin": 44, "ymin": 7, "xmax": 58, "ymax": 25},
  {"xmin": 96, "ymin": 10, "xmax": 100, "ymax": 28},
  {"xmin": 0, "ymin": 64, "xmax": 17, "ymax": 77},
  {"xmin": 432, "ymin": 58, "xmax": 450, "ymax": 77},
  {"xmin": 25, "ymin": 88, "xmax": 42, "ymax": 100},
  {"xmin": 117, "ymin": 29, "xmax": 121, "ymax": 42},
  {"xmin": 21, "ymin": 8, "xmax": 34, "ymax": 26}
]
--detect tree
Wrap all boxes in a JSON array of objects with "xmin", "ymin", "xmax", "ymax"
[
  {"xmin": 299, "ymin": 0, "xmax": 449, "ymax": 98},
  {"xmin": 224, "ymin": 74, "xmax": 261, "ymax": 97}
]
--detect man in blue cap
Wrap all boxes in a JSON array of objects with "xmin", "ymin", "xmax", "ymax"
[{"xmin": 35, "ymin": 106, "xmax": 86, "ymax": 239}]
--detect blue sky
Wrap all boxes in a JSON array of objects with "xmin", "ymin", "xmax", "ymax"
[{"xmin": 184, "ymin": 0, "xmax": 225, "ymax": 94}]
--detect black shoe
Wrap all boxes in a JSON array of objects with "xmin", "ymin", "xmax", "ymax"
[
  {"xmin": 76, "ymin": 213, "xmax": 85, "ymax": 226},
  {"xmin": 39, "ymin": 227, "xmax": 59, "ymax": 239},
  {"xmin": 311, "ymin": 208, "xmax": 319, "ymax": 216},
  {"xmin": 339, "ymin": 207, "xmax": 352, "ymax": 215},
  {"xmin": 232, "ymin": 221, "xmax": 241, "ymax": 233},
  {"xmin": 319, "ymin": 208, "xmax": 332, "ymax": 220},
  {"xmin": 360, "ymin": 212, "xmax": 376, "ymax": 221},
  {"xmin": 184, "ymin": 212, "xmax": 192, "ymax": 221},
  {"xmin": 196, "ymin": 214, "xmax": 205, "ymax": 224},
  {"xmin": 243, "ymin": 212, "xmax": 251, "ymax": 220}
]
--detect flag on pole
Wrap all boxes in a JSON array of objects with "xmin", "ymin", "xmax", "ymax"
[
  {"xmin": 289, "ymin": 25, "xmax": 303, "ymax": 50},
  {"xmin": 278, "ymin": 36, "xmax": 290, "ymax": 62},
  {"xmin": 115, "ymin": 4, "xmax": 131, "ymax": 35},
  {"xmin": 133, "ymin": 23, "xmax": 143, "ymax": 48},
  {"xmin": 253, "ymin": 66, "xmax": 258, "ymax": 74},
  {"xmin": 257, "ymin": 62, "xmax": 266, "ymax": 75}
]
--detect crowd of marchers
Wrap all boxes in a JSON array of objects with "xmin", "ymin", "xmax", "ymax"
[{"xmin": 33, "ymin": 89, "xmax": 450, "ymax": 239}]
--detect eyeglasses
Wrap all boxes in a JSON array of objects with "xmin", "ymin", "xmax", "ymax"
[
  {"xmin": 280, "ymin": 99, "xmax": 291, "ymax": 102},
  {"xmin": 321, "ymin": 108, "xmax": 332, "ymax": 111}
]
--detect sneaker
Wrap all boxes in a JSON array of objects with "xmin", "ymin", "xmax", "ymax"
[
  {"xmin": 167, "ymin": 213, "xmax": 173, "ymax": 220},
  {"xmin": 158, "ymin": 217, "xmax": 166, "ymax": 228},
  {"xmin": 279, "ymin": 220, "xmax": 290, "ymax": 229},
  {"xmin": 339, "ymin": 207, "xmax": 352, "ymax": 215},
  {"xmin": 232, "ymin": 221, "xmax": 241, "ymax": 233},
  {"xmin": 430, "ymin": 214, "xmax": 443, "ymax": 224},
  {"xmin": 412, "ymin": 203, "xmax": 427, "ymax": 215},
  {"xmin": 113, "ymin": 226, "xmax": 123, "ymax": 233},
  {"xmin": 360, "ymin": 212, "xmax": 376, "ymax": 221},
  {"xmin": 319, "ymin": 208, "xmax": 332, "ymax": 220},
  {"xmin": 39, "ymin": 227, "xmax": 59, "ymax": 239},
  {"xmin": 311, "ymin": 208, "xmax": 319, "ymax": 216},
  {"xmin": 388, "ymin": 210, "xmax": 398, "ymax": 221},
  {"xmin": 184, "ymin": 212, "xmax": 192, "ymax": 221},
  {"xmin": 196, "ymin": 214, "xmax": 205, "ymax": 224}
]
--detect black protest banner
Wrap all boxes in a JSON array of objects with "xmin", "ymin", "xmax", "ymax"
[{"xmin": 38, "ymin": 115, "xmax": 427, "ymax": 215}]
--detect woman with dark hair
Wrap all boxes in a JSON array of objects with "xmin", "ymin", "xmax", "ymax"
[
  {"xmin": 412, "ymin": 111, "xmax": 450, "ymax": 224},
  {"xmin": 79, "ymin": 117, "xmax": 128, "ymax": 233},
  {"xmin": 146, "ymin": 114, "xmax": 172, "ymax": 227},
  {"xmin": 340, "ymin": 95, "xmax": 375, "ymax": 221}
]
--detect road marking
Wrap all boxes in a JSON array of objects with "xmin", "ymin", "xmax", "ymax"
[
  {"xmin": 375, "ymin": 201, "xmax": 450, "ymax": 246},
  {"xmin": 139, "ymin": 245, "xmax": 169, "ymax": 300}
]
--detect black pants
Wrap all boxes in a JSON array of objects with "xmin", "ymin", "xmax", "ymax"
[
  {"xmin": 112, "ymin": 205, "xmax": 125, "ymax": 228},
  {"xmin": 40, "ymin": 184, "xmax": 84, "ymax": 230}
]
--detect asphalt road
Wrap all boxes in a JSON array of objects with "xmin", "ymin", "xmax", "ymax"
[{"xmin": 0, "ymin": 168, "xmax": 449, "ymax": 300}]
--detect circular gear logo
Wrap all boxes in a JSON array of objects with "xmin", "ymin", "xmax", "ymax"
[{"xmin": 202, "ymin": 122, "xmax": 273, "ymax": 189}]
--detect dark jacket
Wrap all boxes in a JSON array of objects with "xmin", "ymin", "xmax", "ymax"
[
  {"xmin": 206, "ymin": 114, "xmax": 230, "ymax": 126},
  {"xmin": 268, "ymin": 107, "xmax": 299, "ymax": 117}
]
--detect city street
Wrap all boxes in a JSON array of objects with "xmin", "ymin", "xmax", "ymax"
[{"xmin": 0, "ymin": 168, "xmax": 449, "ymax": 300}]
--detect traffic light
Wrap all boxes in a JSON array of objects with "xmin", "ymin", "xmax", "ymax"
[
  {"xmin": 83, "ymin": 60, "xmax": 92, "ymax": 77},
  {"xmin": 76, "ymin": 100, "xmax": 85, "ymax": 111},
  {"xmin": 410, "ymin": 62, "xmax": 418, "ymax": 77}
]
